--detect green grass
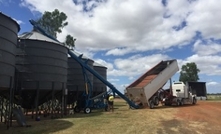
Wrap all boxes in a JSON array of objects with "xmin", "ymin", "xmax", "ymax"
[
  {"xmin": 1, "ymin": 99, "xmax": 221, "ymax": 134},
  {"xmin": 207, "ymin": 95, "xmax": 221, "ymax": 101}
]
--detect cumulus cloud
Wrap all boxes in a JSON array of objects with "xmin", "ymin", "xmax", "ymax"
[
  {"xmin": 193, "ymin": 40, "xmax": 221, "ymax": 56},
  {"xmin": 20, "ymin": 0, "xmax": 221, "ymax": 53},
  {"xmin": 20, "ymin": 0, "xmax": 200, "ymax": 53},
  {"xmin": 178, "ymin": 54, "xmax": 221, "ymax": 76},
  {"xmin": 185, "ymin": 0, "xmax": 221, "ymax": 39},
  {"xmin": 109, "ymin": 54, "xmax": 170, "ymax": 77},
  {"xmin": 20, "ymin": 0, "xmax": 221, "ymax": 93}
]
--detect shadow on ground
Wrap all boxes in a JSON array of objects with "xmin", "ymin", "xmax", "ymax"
[
  {"xmin": 1, "ymin": 119, "xmax": 73, "ymax": 134},
  {"xmin": 153, "ymin": 103, "xmax": 199, "ymax": 110}
]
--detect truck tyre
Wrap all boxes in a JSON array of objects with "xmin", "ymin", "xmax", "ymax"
[
  {"xmin": 74, "ymin": 106, "xmax": 81, "ymax": 113},
  {"xmin": 192, "ymin": 98, "xmax": 197, "ymax": 105},
  {"xmin": 154, "ymin": 97, "xmax": 159, "ymax": 106},
  {"xmin": 180, "ymin": 99, "xmax": 184, "ymax": 106},
  {"xmin": 149, "ymin": 100, "xmax": 154, "ymax": 109},
  {"xmin": 158, "ymin": 92, "xmax": 164, "ymax": 101},
  {"xmin": 84, "ymin": 107, "xmax": 91, "ymax": 114},
  {"xmin": 176, "ymin": 100, "xmax": 180, "ymax": 106}
]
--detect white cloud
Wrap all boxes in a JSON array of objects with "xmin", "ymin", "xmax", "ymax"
[
  {"xmin": 20, "ymin": 0, "xmax": 221, "ymax": 53},
  {"xmin": 110, "ymin": 54, "xmax": 170, "ymax": 77},
  {"xmin": 19, "ymin": 0, "xmax": 221, "ymax": 93},
  {"xmin": 20, "ymin": 0, "xmax": 199, "ymax": 54},
  {"xmin": 105, "ymin": 47, "xmax": 133, "ymax": 56},
  {"xmin": 185, "ymin": 0, "xmax": 221, "ymax": 39},
  {"xmin": 108, "ymin": 78, "xmax": 120, "ymax": 82},
  {"xmin": 193, "ymin": 40, "xmax": 221, "ymax": 56},
  {"xmin": 206, "ymin": 81, "xmax": 221, "ymax": 93},
  {"xmin": 178, "ymin": 54, "xmax": 221, "ymax": 76},
  {"xmin": 12, "ymin": 18, "xmax": 24, "ymax": 25},
  {"xmin": 207, "ymin": 81, "xmax": 218, "ymax": 86}
]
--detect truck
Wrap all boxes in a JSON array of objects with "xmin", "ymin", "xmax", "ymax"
[
  {"xmin": 126, "ymin": 58, "xmax": 198, "ymax": 109},
  {"xmin": 162, "ymin": 81, "xmax": 197, "ymax": 106}
]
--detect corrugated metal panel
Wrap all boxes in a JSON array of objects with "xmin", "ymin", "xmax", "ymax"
[{"xmin": 0, "ymin": 12, "xmax": 20, "ymax": 89}]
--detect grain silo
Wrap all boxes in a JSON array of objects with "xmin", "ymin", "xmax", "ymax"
[
  {"xmin": 0, "ymin": 12, "xmax": 20, "ymax": 91},
  {"xmin": 67, "ymin": 50, "xmax": 94, "ymax": 104},
  {"xmin": 15, "ymin": 30, "xmax": 68, "ymax": 108},
  {"xmin": 93, "ymin": 62, "xmax": 107, "ymax": 96}
]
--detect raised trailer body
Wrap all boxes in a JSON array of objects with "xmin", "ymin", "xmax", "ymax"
[{"xmin": 126, "ymin": 60, "xmax": 179, "ymax": 108}]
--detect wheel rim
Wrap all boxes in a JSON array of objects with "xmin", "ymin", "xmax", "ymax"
[{"xmin": 85, "ymin": 108, "xmax": 91, "ymax": 113}]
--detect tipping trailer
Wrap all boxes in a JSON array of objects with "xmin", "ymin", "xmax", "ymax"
[{"xmin": 126, "ymin": 60, "xmax": 179, "ymax": 109}]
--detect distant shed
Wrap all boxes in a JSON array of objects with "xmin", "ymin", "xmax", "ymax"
[{"xmin": 186, "ymin": 82, "xmax": 207, "ymax": 100}]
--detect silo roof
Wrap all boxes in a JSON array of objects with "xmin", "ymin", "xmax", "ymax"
[
  {"xmin": 0, "ymin": 12, "xmax": 20, "ymax": 32},
  {"xmin": 68, "ymin": 49, "xmax": 94, "ymax": 61},
  {"xmin": 18, "ymin": 30, "xmax": 62, "ymax": 45},
  {"xmin": 93, "ymin": 62, "xmax": 107, "ymax": 69}
]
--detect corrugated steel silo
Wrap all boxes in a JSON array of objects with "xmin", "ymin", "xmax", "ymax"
[
  {"xmin": 15, "ymin": 30, "xmax": 68, "ymax": 108},
  {"xmin": 93, "ymin": 62, "xmax": 107, "ymax": 96},
  {"xmin": 67, "ymin": 51, "xmax": 94, "ymax": 104},
  {"xmin": 0, "ymin": 13, "xmax": 20, "ymax": 90}
]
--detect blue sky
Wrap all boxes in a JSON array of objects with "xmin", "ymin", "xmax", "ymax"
[{"xmin": 1, "ymin": 0, "xmax": 221, "ymax": 93}]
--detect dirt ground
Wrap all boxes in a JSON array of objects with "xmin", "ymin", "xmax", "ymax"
[
  {"xmin": 0, "ymin": 100, "xmax": 221, "ymax": 134},
  {"xmin": 170, "ymin": 101, "xmax": 221, "ymax": 134}
]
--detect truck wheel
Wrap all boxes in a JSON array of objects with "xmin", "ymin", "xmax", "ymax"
[
  {"xmin": 154, "ymin": 97, "xmax": 159, "ymax": 106},
  {"xmin": 180, "ymin": 99, "xmax": 184, "ymax": 106},
  {"xmin": 84, "ymin": 107, "xmax": 91, "ymax": 114},
  {"xmin": 149, "ymin": 100, "xmax": 154, "ymax": 109},
  {"xmin": 192, "ymin": 98, "xmax": 197, "ymax": 105},
  {"xmin": 74, "ymin": 106, "xmax": 81, "ymax": 113},
  {"xmin": 176, "ymin": 100, "xmax": 180, "ymax": 106}
]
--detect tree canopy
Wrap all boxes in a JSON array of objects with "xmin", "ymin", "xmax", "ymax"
[
  {"xmin": 65, "ymin": 34, "xmax": 76, "ymax": 48},
  {"xmin": 179, "ymin": 62, "xmax": 200, "ymax": 84},
  {"xmin": 36, "ymin": 9, "xmax": 68, "ymax": 38},
  {"xmin": 36, "ymin": 9, "xmax": 76, "ymax": 47}
]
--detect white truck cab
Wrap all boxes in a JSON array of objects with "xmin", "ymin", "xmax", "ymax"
[
  {"xmin": 168, "ymin": 81, "xmax": 197, "ymax": 106},
  {"xmin": 172, "ymin": 82, "xmax": 189, "ymax": 98}
]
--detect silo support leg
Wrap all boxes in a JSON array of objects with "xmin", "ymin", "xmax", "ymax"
[{"xmin": 35, "ymin": 88, "xmax": 40, "ymax": 121}]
